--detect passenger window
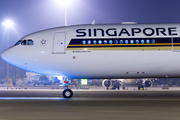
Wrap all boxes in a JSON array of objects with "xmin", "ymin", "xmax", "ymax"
[
  {"xmin": 103, "ymin": 40, "xmax": 107, "ymax": 44},
  {"xmin": 93, "ymin": 40, "xmax": 97, "ymax": 44},
  {"xmin": 109, "ymin": 40, "xmax": 113, "ymax": 44},
  {"xmin": 125, "ymin": 40, "xmax": 128, "ymax": 44},
  {"xmin": 98, "ymin": 40, "xmax": 102, "ymax": 44},
  {"xmin": 130, "ymin": 40, "xmax": 134, "ymax": 44},
  {"xmin": 136, "ymin": 40, "xmax": 139, "ymax": 44},
  {"xmin": 82, "ymin": 40, "xmax": 86, "ymax": 44},
  {"xmin": 152, "ymin": 39, "xmax": 155, "ymax": 43},
  {"xmin": 141, "ymin": 40, "xmax": 144, "ymax": 44},
  {"xmin": 88, "ymin": 40, "xmax": 91, "ymax": 44},
  {"xmin": 21, "ymin": 40, "xmax": 27, "ymax": 45},
  {"xmin": 120, "ymin": 40, "xmax": 123, "ymax": 44},
  {"xmin": 146, "ymin": 39, "xmax": 150, "ymax": 44},
  {"xmin": 28, "ymin": 40, "xmax": 34, "ymax": 45},
  {"xmin": 114, "ymin": 40, "xmax": 118, "ymax": 44},
  {"xmin": 14, "ymin": 40, "xmax": 22, "ymax": 46}
]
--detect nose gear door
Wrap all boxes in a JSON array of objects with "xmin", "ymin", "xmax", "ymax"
[{"xmin": 53, "ymin": 32, "xmax": 66, "ymax": 54}]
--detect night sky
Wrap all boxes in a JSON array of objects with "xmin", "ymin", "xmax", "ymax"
[{"xmin": 1, "ymin": 0, "xmax": 180, "ymax": 51}]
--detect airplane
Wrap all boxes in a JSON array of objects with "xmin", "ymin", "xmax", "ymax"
[
  {"xmin": 1, "ymin": 22, "xmax": 180, "ymax": 98},
  {"xmin": 102, "ymin": 79, "xmax": 153, "ymax": 90}
]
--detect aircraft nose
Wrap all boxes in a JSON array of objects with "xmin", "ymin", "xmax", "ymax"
[{"xmin": 1, "ymin": 48, "xmax": 12, "ymax": 63}]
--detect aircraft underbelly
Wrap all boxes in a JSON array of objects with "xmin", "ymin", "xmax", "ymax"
[{"xmin": 39, "ymin": 50, "xmax": 180, "ymax": 78}]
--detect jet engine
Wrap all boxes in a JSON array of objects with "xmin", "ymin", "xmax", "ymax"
[
  {"xmin": 144, "ymin": 79, "xmax": 153, "ymax": 87},
  {"xmin": 102, "ymin": 79, "xmax": 112, "ymax": 87}
]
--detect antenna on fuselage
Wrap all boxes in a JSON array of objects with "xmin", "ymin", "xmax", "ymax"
[{"xmin": 92, "ymin": 20, "xmax": 95, "ymax": 25}]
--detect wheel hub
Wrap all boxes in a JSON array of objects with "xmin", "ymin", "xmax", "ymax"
[{"xmin": 65, "ymin": 91, "xmax": 71, "ymax": 97}]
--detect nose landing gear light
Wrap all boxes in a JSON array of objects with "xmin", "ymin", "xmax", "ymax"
[{"xmin": 63, "ymin": 89, "xmax": 73, "ymax": 98}]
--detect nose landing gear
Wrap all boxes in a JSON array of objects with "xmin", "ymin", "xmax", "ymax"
[{"xmin": 62, "ymin": 77, "xmax": 73, "ymax": 98}]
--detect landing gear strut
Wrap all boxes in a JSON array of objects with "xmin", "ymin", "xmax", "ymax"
[
  {"xmin": 138, "ymin": 79, "xmax": 144, "ymax": 90},
  {"xmin": 63, "ymin": 89, "xmax": 73, "ymax": 98}
]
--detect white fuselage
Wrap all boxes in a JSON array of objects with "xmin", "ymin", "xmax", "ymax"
[{"xmin": 2, "ymin": 23, "xmax": 180, "ymax": 79}]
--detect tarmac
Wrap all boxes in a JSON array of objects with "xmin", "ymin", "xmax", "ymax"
[{"xmin": 0, "ymin": 86, "xmax": 180, "ymax": 120}]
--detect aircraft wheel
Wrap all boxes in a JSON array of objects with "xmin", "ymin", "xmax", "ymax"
[
  {"xmin": 63, "ymin": 89, "xmax": 73, "ymax": 98},
  {"xmin": 141, "ymin": 86, "xmax": 144, "ymax": 90},
  {"xmin": 138, "ymin": 85, "xmax": 140, "ymax": 90}
]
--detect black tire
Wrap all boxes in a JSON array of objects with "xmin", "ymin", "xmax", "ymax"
[
  {"xmin": 138, "ymin": 85, "xmax": 140, "ymax": 90},
  {"xmin": 62, "ymin": 89, "xmax": 73, "ymax": 98},
  {"xmin": 104, "ymin": 80, "xmax": 111, "ymax": 88},
  {"xmin": 142, "ymin": 86, "xmax": 144, "ymax": 90}
]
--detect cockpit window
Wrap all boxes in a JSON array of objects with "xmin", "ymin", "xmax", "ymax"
[
  {"xmin": 28, "ymin": 40, "xmax": 34, "ymax": 45},
  {"xmin": 21, "ymin": 40, "xmax": 27, "ymax": 45},
  {"xmin": 21, "ymin": 39, "xmax": 34, "ymax": 46},
  {"xmin": 14, "ymin": 40, "xmax": 22, "ymax": 46}
]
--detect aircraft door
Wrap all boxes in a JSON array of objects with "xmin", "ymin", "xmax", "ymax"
[{"xmin": 53, "ymin": 32, "xmax": 66, "ymax": 54}]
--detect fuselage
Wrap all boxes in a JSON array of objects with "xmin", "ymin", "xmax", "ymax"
[{"xmin": 2, "ymin": 23, "xmax": 180, "ymax": 79}]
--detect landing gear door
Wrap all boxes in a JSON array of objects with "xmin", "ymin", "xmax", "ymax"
[{"xmin": 53, "ymin": 32, "xmax": 66, "ymax": 54}]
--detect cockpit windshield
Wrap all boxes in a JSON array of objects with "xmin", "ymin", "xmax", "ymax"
[
  {"xmin": 14, "ymin": 39, "xmax": 34, "ymax": 46},
  {"xmin": 21, "ymin": 40, "xmax": 27, "ymax": 45},
  {"xmin": 14, "ymin": 40, "xmax": 22, "ymax": 46}
]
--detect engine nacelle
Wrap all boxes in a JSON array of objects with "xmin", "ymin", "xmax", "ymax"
[
  {"xmin": 144, "ymin": 80, "xmax": 153, "ymax": 87},
  {"xmin": 102, "ymin": 79, "xmax": 112, "ymax": 87}
]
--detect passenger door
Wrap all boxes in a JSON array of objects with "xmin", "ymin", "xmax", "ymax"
[{"xmin": 53, "ymin": 32, "xmax": 66, "ymax": 54}]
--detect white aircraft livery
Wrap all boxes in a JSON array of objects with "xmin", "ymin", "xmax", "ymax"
[{"xmin": 1, "ymin": 23, "xmax": 180, "ymax": 98}]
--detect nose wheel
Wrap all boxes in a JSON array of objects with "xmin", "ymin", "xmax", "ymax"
[{"xmin": 63, "ymin": 89, "xmax": 73, "ymax": 98}]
